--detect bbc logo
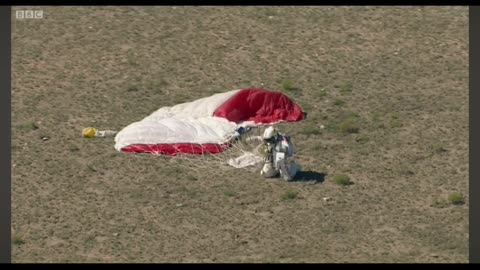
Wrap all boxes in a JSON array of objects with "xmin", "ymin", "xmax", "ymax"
[{"xmin": 16, "ymin": 10, "xmax": 43, "ymax": 19}]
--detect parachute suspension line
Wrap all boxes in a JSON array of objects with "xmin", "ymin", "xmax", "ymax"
[
  {"xmin": 118, "ymin": 125, "xmax": 269, "ymax": 177},
  {"xmin": 142, "ymin": 126, "xmax": 265, "ymax": 175}
]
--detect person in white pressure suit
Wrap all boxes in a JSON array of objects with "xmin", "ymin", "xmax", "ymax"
[{"xmin": 260, "ymin": 126, "xmax": 301, "ymax": 181}]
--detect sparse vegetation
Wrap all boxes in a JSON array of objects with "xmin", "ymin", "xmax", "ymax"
[
  {"xmin": 432, "ymin": 143, "xmax": 447, "ymax": 154},
  {"xmin": 398, "ymin": 166, "xmax": 415, "ymax": 176},
  {"xmin": 264, "ymin": 9, "xmax": 276, "ymax": 17},
  {"xmin": 389, "ymin": 113, "xmax": 403, "ymax": 128},
  {"xmin": 29, "ymin": 122, "xmax": 39, "ymax": 130},
  {"xmin": 282, "ymin": 80, "xmax": 294, "ymax": 91},
  {"xmin": 317, "ymin": 88, "xmax": 327, "ymax": 98},
  {"xmin": 432, "ymin": 192, "xmax": 466, "ymax": 207},
  {"xmin": 431, "ymin": 196, "xmax": 449, "ymax": 208},
  {"xmin": 18, "ymin": 122, "xmax": 39, "ymax": 131},
  {"xmin": 333, "ymin": 174, "xmax": 353, "ymax": 186},
  {"xmin": 355, "ymin": 135, "xmax": 369, "ymax": 144},
  {"xmin": 448, "ymin": 192, "xmax": 465, "ymax": 205},
  {"xmin": 87, "ymin": 165, "xmax": 97, "ymax": 172},
  {"xmin": 224, "ymin": 190, "xmax": 236, "ymax": 197},
  {"xmin": 174, "ymin": 95, "xmax": 188, "ymax": 104},
  {"xmin": 127, "ymin": 85, "xmax": 139, "ymax": 92},
  {"xmin": 281, "ymin": 189, "xmax": 299, "ymax": 201},
  {"xmin": 84, "ymin": 234, "xmax": 96, "ymax": 246},
  {"xmin": 300, "ymin": 124, "xmax": 321, "ymax": 136},
  {"xmin": 371, "ymin": 112, "xmax": 386, "ymax": 129},
  {"xmin": 186, "ymin": 175, "xmax": 198, "ymax": 181},
  {"xmin": 338, "ymin": 117, "xmax": 360, "ymax": 134},
  {"xmin": 12, "ymin": 235, "xmax": 25, "ymax": 245},
  {"xmin": 311, "ymin": 144, "xmax": 324, "ymax": 151},
  {"xmin": 301, "ymin": 103, "xmax": 313, "ymax": 112},
  {"xmin": 340, "ymin": 82, "xmax": 353, "ymax": 94},
  {"xmin": 334, "ymin": 99, "xmax": 345, "ymax": 106},
  {"xmin": 158, "ymin": 79, "xmax": 169, "ymax": 87},
  {"xmin": 389, "ymin": 119, "xmax": 402, "ymax": 128},
  {"xmin": 127, "ymin": 49, "xmax": 138, "ymax": 66}
]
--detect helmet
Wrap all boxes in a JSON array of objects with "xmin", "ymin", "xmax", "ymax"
[{"xmin": 263, "ymin": 126, "xmax": 277, "ymax": 143}]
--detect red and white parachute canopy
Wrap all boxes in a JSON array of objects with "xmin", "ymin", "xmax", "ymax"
[{"xmin": 114, "ymin": 88, "xmax": 305, "ymax": 156}]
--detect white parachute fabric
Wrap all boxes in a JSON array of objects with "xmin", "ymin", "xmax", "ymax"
[
  {"xmin": 114, "ymin": 89, "xmax": 241, "ymax": 151},
  {"xmin": 114, "ymin": 116, "xmax": 238, "ymax": 150},
  {"xmin": 227, "ymin": 152, "xmax": 264, "ymax": 168}
]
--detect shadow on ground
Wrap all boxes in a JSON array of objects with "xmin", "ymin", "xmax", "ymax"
[{"xmin": 293, "ymin": 171, "xmax": 327, "ymax": 183}]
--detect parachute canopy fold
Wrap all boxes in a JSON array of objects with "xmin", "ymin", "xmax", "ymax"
[{"xmin": 114, "ymin": 88, "xmax": 304, "ymax": 156}]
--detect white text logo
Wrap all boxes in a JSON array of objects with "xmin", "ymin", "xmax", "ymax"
[{"xmin": 16, "ymin": 10, "xmax": 43, "ymax": 19}]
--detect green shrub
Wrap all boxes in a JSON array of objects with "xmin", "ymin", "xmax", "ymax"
[
  {"xmin": 333, "ymin": 174, "xmax": 353, "ymax": 186},
  {"xmin": 12, "ymin": 236, "xmax": 25, "ymax": 245},
  {"xmin": 338, "ymin": 118, "xmax": 360, "ymax": 134},
  {"xmin": 355, "ymin": 135, "xmax": 369, "ymax": 144},
  {"xmin": 448, "ymin": 192, "xmax": 465, "ymax": 205},
  {"xmin": 18, "ymin": 122, "xmax": 39, "ymax": 131},
  {"xmin": 281, "ymin": 189, "xmax": 299, "ymax": 201},
  {"xmin": 334, "ymin": 99, "xmax": 345, "ymax": 106},
  {"xmin": 282, "ymin": 80, "xmax": 294, "ymax": 91}
]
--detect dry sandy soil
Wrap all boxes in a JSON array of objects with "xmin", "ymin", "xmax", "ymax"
[{"xmin": 11, "ymin": 6, "xmax": 468, "ymax": 263}]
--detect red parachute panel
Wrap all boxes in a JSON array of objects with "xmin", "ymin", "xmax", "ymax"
[
  {"xmin": 121, "ymin": 142, "xmax": 232, "ymax": 156},
  {"xmin": 212, "ymin": 88, "xmax": 304, "ymax": 124}
]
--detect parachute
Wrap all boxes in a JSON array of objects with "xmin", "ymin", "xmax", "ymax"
[{"xmin": 114, "ymin": 88, "xmax": 305, "ymax": 157}]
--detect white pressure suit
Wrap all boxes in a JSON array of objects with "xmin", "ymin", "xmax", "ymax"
[{"xmin": 260, "ymin": 127, "xmax": 301, "ymax": 181}]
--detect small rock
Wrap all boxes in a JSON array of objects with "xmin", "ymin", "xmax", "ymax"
[
  {"xmin": 176, "ymin": 203, "xmax": 183, "ymax": 207},
  {"xmin": 268, "ymin": 16, "xmax": 274, "ymax": 19},
  {"xmin": 320, "ymin": 125, "xmax": 325, "ymax": 129},
  {"xmin": 113, "ymin": 233, "xmax": 119, "ymax": 236},
  {"xmin": 323, "ymin": 197, "xmax": 331, "ymax": 202},
  {"xmin": 41, "ymin": 136, "xmax": 49, "ymax": 142}
]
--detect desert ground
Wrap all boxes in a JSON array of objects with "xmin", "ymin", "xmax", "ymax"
[{"xmin": 11, "ymin": 6, "xmax": 468, "ymax": 263}]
